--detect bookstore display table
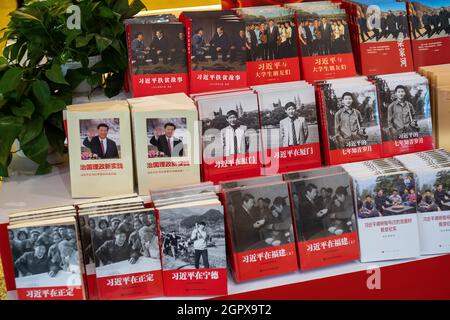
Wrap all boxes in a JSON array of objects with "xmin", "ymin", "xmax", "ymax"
[{"xmin": 2, "ymin": 165, "xmax": 450, "ymax": 300}]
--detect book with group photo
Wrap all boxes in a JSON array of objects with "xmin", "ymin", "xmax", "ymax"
[
  {"xmin": 180, "ymin": 10, "xmax": 248, "ymax": 94},
  {"xmin": 88, "ymin": 208, "xmax": 163, "ymax": 300},
  {"xmin": 235, "ymin": 6, "xmax": 301, "ymax": 86},
  {"xmin": 8, "ymin": 216, "xmax": 85, "ymax": 300},
  {"xmin": 288, "ymin": 170, "xmax": 360, "ymax": 270},
  {"xmin": 66, "ymin": 101, "xmax": 134, "ymax": 198},
  {"xmin": 287, "ymin": 1, "xmax": 356, "ymax": 82},
  {"xmin": 223, "ymin": 181, "xmax": 298, "ymax": 282},
  {"xmin": 125, "ymin": 15, "xmax": 189, "ymax": 97}
]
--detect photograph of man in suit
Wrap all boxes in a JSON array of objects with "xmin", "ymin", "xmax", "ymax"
[
  {"xmin": 209, "ymin": 26, "xmax": 230, "ymax": 62},
  {"xmin": 320, "ymin": 17, "xmax": 333, "ymax": 55},
  {"xmin": 298, "ymin": 183, "xmax": 329, "ymax": 241},
  {"xmin": 221, "ymin": 110, "xmax": 249, "ymax": 157},
  {"xmin": 232, "ymin": 194, "xmax": 266, "ymax": 252},
  {"xmin": 149, "ymin": 30, "xmax": 170, "ymax": 65},
  {"xmin": 279, "ymin": 102, "xmax": 309, "ymax": 147},
  {"xmin": 170, "ymin": 32, "xmax": 187, "ymax": 66},
  {"xmin": 267, "ymin": 19, "xmax": 279, "ymax": 60},
  {"xmin": 131, "ymin": 32, "xmax": 145, "ymax": 64},
  {"xmin": 83, "ymin": 123, "xmax": 119, "ymax": 159},
  {"xmin": 150, "ymin": 122, "xmax": 184, "ymax": 158},
  {"xmin": 192, "ymin": 28, "xmax": 206, "ymax": 62}
]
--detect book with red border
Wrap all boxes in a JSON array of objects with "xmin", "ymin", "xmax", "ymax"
[{"xmin": 124, "ymin": 15, "xmax": 189, "ymax": 97}]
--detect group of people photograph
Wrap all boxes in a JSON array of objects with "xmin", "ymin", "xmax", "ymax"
[
  {"xmin": 298, "ymin": 17, "xmax": 352, "ymax": 57},
  {"xmin": 358, "ymin": 9, "xmax": 411, "ymax": 43},
  {"xmin": 84, "ymin": 213, "xmax": 160, "ymax": 268},
  {"xmin": 357, "ymin": 174, "xmax": 418, "ymax": 219},
  {"xmin": 244, "ymin": 18, "xmax": 299, "ymax": 61},
  {"xmin": 9, "ymin": 225, "xmax": 80, "ymax": 278},
  {"xmin": 130, "ymin": 27, "xmax": 188, "ymax": 74},
  {"xmin": 227, "ymin": 186, "xmax": 295, "ymax": 253},
  {"xmin": 291, "ymin": 176, "xmax": 355, "ymax": 241},
  {"xmin": 410, "ymin": 4, "xmax": 450, "ymax": 40}
]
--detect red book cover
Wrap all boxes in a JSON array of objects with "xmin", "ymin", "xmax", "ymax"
[
  {"xmin": 344, "ymin": 0, "xmax": 415, "ymax": 75},
  {"xmin": 158, "ymin": 205, "xmax": 228, "ymax": 296},
  {"xmin": 234, "ymin": 6, "xmax": 302, "ymax": 86},
  {"xmin": 373, "ymin": 73, "xmax": 434, "ymax": 157},
  {"xmin": 90, "ymin": 209, "xmax": 163, "ymax": 300},
  {"xmin": 288, "ymin": 171, "xmax": 360, "ymax": 270},
  {"xmin": 407, "ymin": 1, "xmax": 450, "ymax": 69},
  {"xmin": 0, "ymin": 222, "xmax": 16, "ymax": 292},
  {"xmin": 223, "ymin": 182, "xmax": 298, "ymax": 282},
  {"xmin": 318, "ymin": 79, "xmax": 383, "ymax": 165},
  {"xmin": 9, "ymin": 221, "xmax": 86, "ymax": 300},
  {"xmin": 124, "ymin": 16, "xmax": 189, "ymax": 97},
  {"xmin": 181, "ymin": 11, "xmax": 248, "ymax": 94},
  {"xmin": 255, "ymin": 83, "xmax": 322, "ymax": 174},
  {"xmin": 288, "ymin": 2, "xmax": 356, "ymax": 82},
  {"xmin": 197, "ymin": 92, "xmax": 263, "ymax": 183}
]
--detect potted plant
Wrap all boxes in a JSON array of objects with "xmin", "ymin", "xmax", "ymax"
[{"xmin": 0, "ymin": 0, "xmax": 145, "ymax": 176}]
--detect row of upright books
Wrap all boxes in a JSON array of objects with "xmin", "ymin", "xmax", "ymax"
[
  {"xmin": 124, "ymin": 1, "xmax": 450, "ymax": 97},
  {"xmin": 65, "ymin": 71, "xmax": 434, "ymax": 198},
  {"xmin": 4, "ymin": 149, "xmax": 450, "ymax": 299}
]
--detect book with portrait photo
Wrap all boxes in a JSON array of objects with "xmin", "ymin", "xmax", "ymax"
[
  {"xmin": 255, "ymin": 81, "xmax": 322, "ymax": 173},
  {"xmin": 196, "ymin": 91, "xmax": 263, "ymax": 183},
  {"xmin": 157, "ymin": 203, "xmax": 228, "ymax": 296},
  {"xmin": 317, "ymin": 78, "xmax": 383, "ymax": 165},
  {"xmin": 124, "ymin": 15, "xmax": 189, "ymax": 97},
  {"xmin": 67, "ymin": 101, "xmax": 134, "ymax": 198},
  {"xmin": 129, "ymin": 93, "xmax": 201, "ymax": 194},
  {"xmin": 288, "ymin": 171, "xmax": 360, "ymax": 270},
  {"xmin": 179, "ymin": 10, "xmax": 248, "ymax": 93},
  {"xmin": 235, "ymin": 6, "xmax": 301, "ymax": 86},
  {"xmin": 223, "ymin": 181, "xmax": 298, "ymax": 282},
  {"xmin": 372, "ymin": 72, "xmax": 434, "ymax": 157}
]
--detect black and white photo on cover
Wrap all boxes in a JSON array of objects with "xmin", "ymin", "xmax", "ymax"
[
  {"xmin": 376, "ymin": 80, "xmax": 432, "ymax": 141},
  {"xmin": 191, "ymin": 13, "xmax": 247, "ymax": 71},
  {"xmin": 416, "ymin": 170, "xmax": 450, "ymax": 213},
  {"xmin": 290, "ymin": 174, "xmax": 356, "ymax": 242},
  {"xmin": 10, "ymin": 225, "xmax": 80, "ymax": 284},
  {"xmin": 130, "ymin": 23, "xmax": 188, "ymax": 74},
  {"xmin": 225, "ymin": 183, "xmax": 295, "ymax": 253},
  {"xmin": 79, "ymin": 118, "xmax": 121, "ymax": 160},
  {"xmin": 355, "ymin": 1, "xmax": 411, "ymax": 43},
  {"xmin": 408, "ymin": 1, "xmax": 450, "ymax": 40},
  {"xmin": 200, "ymin": 95, "xmax": 260, "ymax": 159},
  {"xmin": 235, "ymin": 7, "xmax": 298, "ymax": 61},
  {"xmin": 297, "ymin": 11, "xmax": 352, "ymax": 57},
  {"xmin": 260, "ymin": 89, "xmax": 319, "ymax": 150},
  {"xmin": 90, "ymin": 212, "xmax": 160, "ymax": 275},
  {"xmin": 147, "ymin": 118, "xmax": 188, "ymax": 158},
  {"xmin": 159, "ymin": 207, "xmax": 226, "ymax": 270},
  {"xmin": 323, "ymin": 85, "xmax": 381, "ymax": 150},
  {"xmin": 355, "ymin": 173, "xmax": 417, "ymax": 219}
]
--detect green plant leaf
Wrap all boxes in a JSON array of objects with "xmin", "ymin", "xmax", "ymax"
[
  {"xmin": 65, "ymin": 68, "xmax": 89, "ymax": 90},
  {"xmin": 0, "ymin": 116, "xmax": 24, "ymax": 173},
  {"xmin": 32, "ymin": 80, "xmax": 51, "ymax": 111},
  {"xmin": 95, "ymin": 35, "xmax": 113, "ymax": 52},
  {"xmin": 45, "ymin": 63, "xmax": 69, "ymax": 85},
  {"xmin": 113, "ymin": 0, "xmax": 130, "ymax": 15},
  {"xmin": 41, "ymin": 97, "xmax": 66, "ymax": 120},
  {"xmin": 19, "ymin": 115, "xmax": 44, "ymax": 145},
  {"xmin": 0, "ymin": 67, "xmax": 24, "ymax": 94},
  {"xmin": 98, "ymin": 6, "xmax": 119, "ymax": 19},
  {"xmin": 75, "ymin": 34, "xmax": 95, "ymax": 48},
  {"xmin": 10, "ymin": 10, "xmax": 40, "ymax": 23},
  {"xmin": 21, "ymin": 130, "xmax": 49, "ymax": 165},
  {"xmin": 124, "ymin": 0, "xmax": 146, "ymax": 19},
  {"xmin": 35, "ymin": 161, "xmax": 53, "ymax": 175},
  {"xmin": 11, "ymin": 99, "xmax": 35, "ymax": 118}
]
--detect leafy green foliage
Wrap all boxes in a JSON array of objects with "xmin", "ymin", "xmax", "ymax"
[{"xmin": 0, "ymin": 0, "xmax": 145, "ymax": 175}]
